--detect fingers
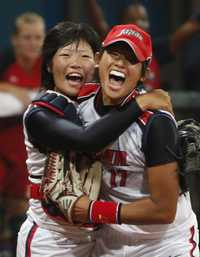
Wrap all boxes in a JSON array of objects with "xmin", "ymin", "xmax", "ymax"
[
  {"xmin": 157, "ymin": 90, "xmax": 175, "ymax": 116},
  {"xmin": 72, "ymin": 196, "xmax": 91, "ymax": 223},
  {"xmin": 135, "ymin": 89, "xmax": 174, "ymax": 114}
]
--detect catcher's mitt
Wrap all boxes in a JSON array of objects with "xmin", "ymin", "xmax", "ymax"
[
  {"xmin": 41, "ymin": 152, "xmax": 102, "ymax": 224},
  {"xmin": 178, "ymin": 119, "xmax": 200, "ymax": 173},
  {"xmin": 177, "ymin": 119, "xmax": 200, "ymax": 191}
]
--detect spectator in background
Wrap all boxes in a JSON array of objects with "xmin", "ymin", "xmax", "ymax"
[
  {"xmin": 0, "ymin": 12, "xmax": 45, "ymax": 256},
  {"xmin": 171, "ymin": 10, "xmax": 200, "ymax": 91},
  {"xmin": 86, "ymin": 0, "xmax": 161, "ymax": 90}
]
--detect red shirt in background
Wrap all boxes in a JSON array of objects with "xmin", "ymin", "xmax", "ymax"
[
  {"xmin": 2, "ymin": 57, "xmax": 42, "ymax": 89},
  {"xmin": 0, "ymin": 58, "xmax": 42, "ymax": 198}
]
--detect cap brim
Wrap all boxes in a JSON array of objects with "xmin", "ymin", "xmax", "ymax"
[{"xmin": 102, "ymin": 38, "xmax": 145, "ymax": 62}]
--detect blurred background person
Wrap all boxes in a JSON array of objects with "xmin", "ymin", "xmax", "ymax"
[
  {"xmin": 171, "ymin": 10, "xmax": 200, "ymax": 91},
  {"xmin": 86, "ymin": 0, "xmax": 161, "ymax": 91},
  {"xmin": 0, "ymin": 12, "xmax": 45, "ymax": 257}
]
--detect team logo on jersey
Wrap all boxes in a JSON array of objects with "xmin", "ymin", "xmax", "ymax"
[{"xmin": 119, "ymin": 29, "xmax": 143, "ymax": 41}]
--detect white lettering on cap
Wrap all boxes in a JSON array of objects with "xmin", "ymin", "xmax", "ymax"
[{"xmin": 119, "ymin": 29, "xmax": 143, "ymax": 41}]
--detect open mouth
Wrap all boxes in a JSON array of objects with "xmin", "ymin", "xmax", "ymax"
[
  {"xmin": 109, "ymin": 70, "xmax": 125, "ymax": 87},
  {"xmin": 65, "ymin": 73, "xmax": 83, "ymax": 83}
]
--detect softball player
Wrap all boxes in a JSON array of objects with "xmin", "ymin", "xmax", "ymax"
[{"xmin": 76, "ymin": 24, "xmax": 200, "ymax": 257}]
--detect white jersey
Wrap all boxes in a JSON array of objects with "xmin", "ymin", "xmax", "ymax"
[
  {"xmin": 78, "ymin": 93, "xmax": 198, "ymax": 240},
  {"xmin": 22, "ymin": 91, "xmax": 94, "ymax": 238}
]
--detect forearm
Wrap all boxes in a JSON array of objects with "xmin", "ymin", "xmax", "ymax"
[
  {"xmin": 74, "ymin": 162, "xmax": 179, "ymax": 225},
  {"xmin": 86, "ymin": 0, "xmax": 109, "ymax": 38},
  {"xmin": 74, "ymin": 196, "xmax": 176, "ymax": 225},
  {"xmin": 26, "ymin": 99, "xmax": 142, "ymax": 152},
  {"xmin": 120, "ymin": 197, "xmax": 175, "ymax": 225},
  {"xmin": 171, "ymin": 21, "xmax": 200, "ymax": 51}
]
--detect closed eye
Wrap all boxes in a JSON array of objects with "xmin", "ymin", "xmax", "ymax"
[
  {"xmin": 82, "ymin": 55, "xmax": 92, "ymax": 58},
  {"xmin": 60, "ymin": 53, "xmax": 70, "ymax": 57},
  {"xmin": 110, "ymin": 52, "xmax": 120, "ymax": 58}
]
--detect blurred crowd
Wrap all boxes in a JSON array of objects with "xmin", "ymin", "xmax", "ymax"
[{"xmin": 0, "ymin": 1, "xmax": 200, "ymax": 256}]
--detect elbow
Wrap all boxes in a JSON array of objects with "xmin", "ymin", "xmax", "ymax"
[
  {"xmin": 160, "ymin": 214, "xmax": 175, "ymax": 224},
  {"xmin": 157, "ymin": 208, "xmax": 176, "ymax": 224}
]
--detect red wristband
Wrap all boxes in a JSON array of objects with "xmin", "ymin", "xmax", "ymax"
[{"xmin": 89, "ymin": 200, "xmax": 121, "ymax": 224}]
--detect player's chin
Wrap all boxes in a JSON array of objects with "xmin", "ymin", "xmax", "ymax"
[{"xmin": 104, "ymin": 91, "xmax": 124, "ymax": 105}]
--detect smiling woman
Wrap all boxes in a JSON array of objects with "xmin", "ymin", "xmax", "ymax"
[
  {"xmin": 76, "ymin": 24, "xmax": 200, "ymax": 257},
  {"xmin": 98, "ymin": 42, "xmax": 144, "ymax": 105},
  {"xmin": 50, "ymin": 40, "xmax": 96, "ymax": 97}
]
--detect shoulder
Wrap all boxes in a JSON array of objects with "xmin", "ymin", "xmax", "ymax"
[
  {"xmin": 138, "ymin": 110, "xmax": 154, "ymax": 127},
  {"xmin": 139, "ymin": 110, "xmax": 175, "ymax": 126},
  {"xmin": 137, "ymin": 110, "xmax": 176, "ymax": 135},
  {"xmin": 31, "ymin": 90, "xmax": 77, "ymax": 118}
]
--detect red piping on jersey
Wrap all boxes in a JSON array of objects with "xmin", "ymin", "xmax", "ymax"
[
  {"xmin": 25, "ymin": 222, "xmax": 38, "ymax": 257},
  {"xmin": 120, "ymin": 88, "xmax": 139, "ymax": 106},
  {"xmin": 33, "ymin": 101, "xmax": 65, "ymax": 117},
  {"xmin": 28, "ymin": 183, "xmax": 42, "ymax": 200},
  {"xmin": 78, "ymin": 83, "xmax": 99, "ymax": 98},
  {"xmin": 138, "ymin": 111, "xmax": 154, "ymax": 125},
  {"xmin": 110, "ymin": 170, "xmax": 117, "ymax": 188},
  {"xmin": 189, "ymin": 225, "xmax": 197, "ymax": 257}
]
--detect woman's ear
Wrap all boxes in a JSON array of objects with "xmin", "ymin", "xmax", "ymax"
[
  {"xmin": 94, "ymin": 52, "xmax": 101, "ymax": 67},
  {"xmin": 140, "ymin": 67, "xmax": 150, "ymax": 82}
]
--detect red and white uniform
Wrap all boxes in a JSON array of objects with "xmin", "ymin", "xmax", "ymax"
[{"xmin": 78, "ymin": 87, "xmax": 199, "ymax": 257}]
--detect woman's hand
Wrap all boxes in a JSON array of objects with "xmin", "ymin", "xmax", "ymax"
[
  {"xmin": 72, "ymin": 195, "xmax": 91, "ymax": 224},
  {"xmin": 136, "ymin": 89, "xmax": 174, "ymax": 115}
]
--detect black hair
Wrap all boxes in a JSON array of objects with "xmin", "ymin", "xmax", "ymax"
[
  {"xmin": 141, "ymin": 60, "xmax": 150, "ymax": 77},
  {"xmin": 41, "ymin": 21, "xmax": 101, "ymax": 90}
]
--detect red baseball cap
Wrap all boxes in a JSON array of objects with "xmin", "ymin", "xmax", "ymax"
[{"xmin": 102, "ymin": 24, "xmax": 152, "ymax": 62}]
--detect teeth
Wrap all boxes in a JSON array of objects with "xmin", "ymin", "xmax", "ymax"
[
  {"xmin": 65, "ymin": 72, "xmax": 83, "ymax": 81},
  {"xmin": 67, "ymin": 72, "xmax": 82, "ymax": 78},
  {"xmin": 109, "ymin": 70, "xmax": 125, "ymax": 79}
]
